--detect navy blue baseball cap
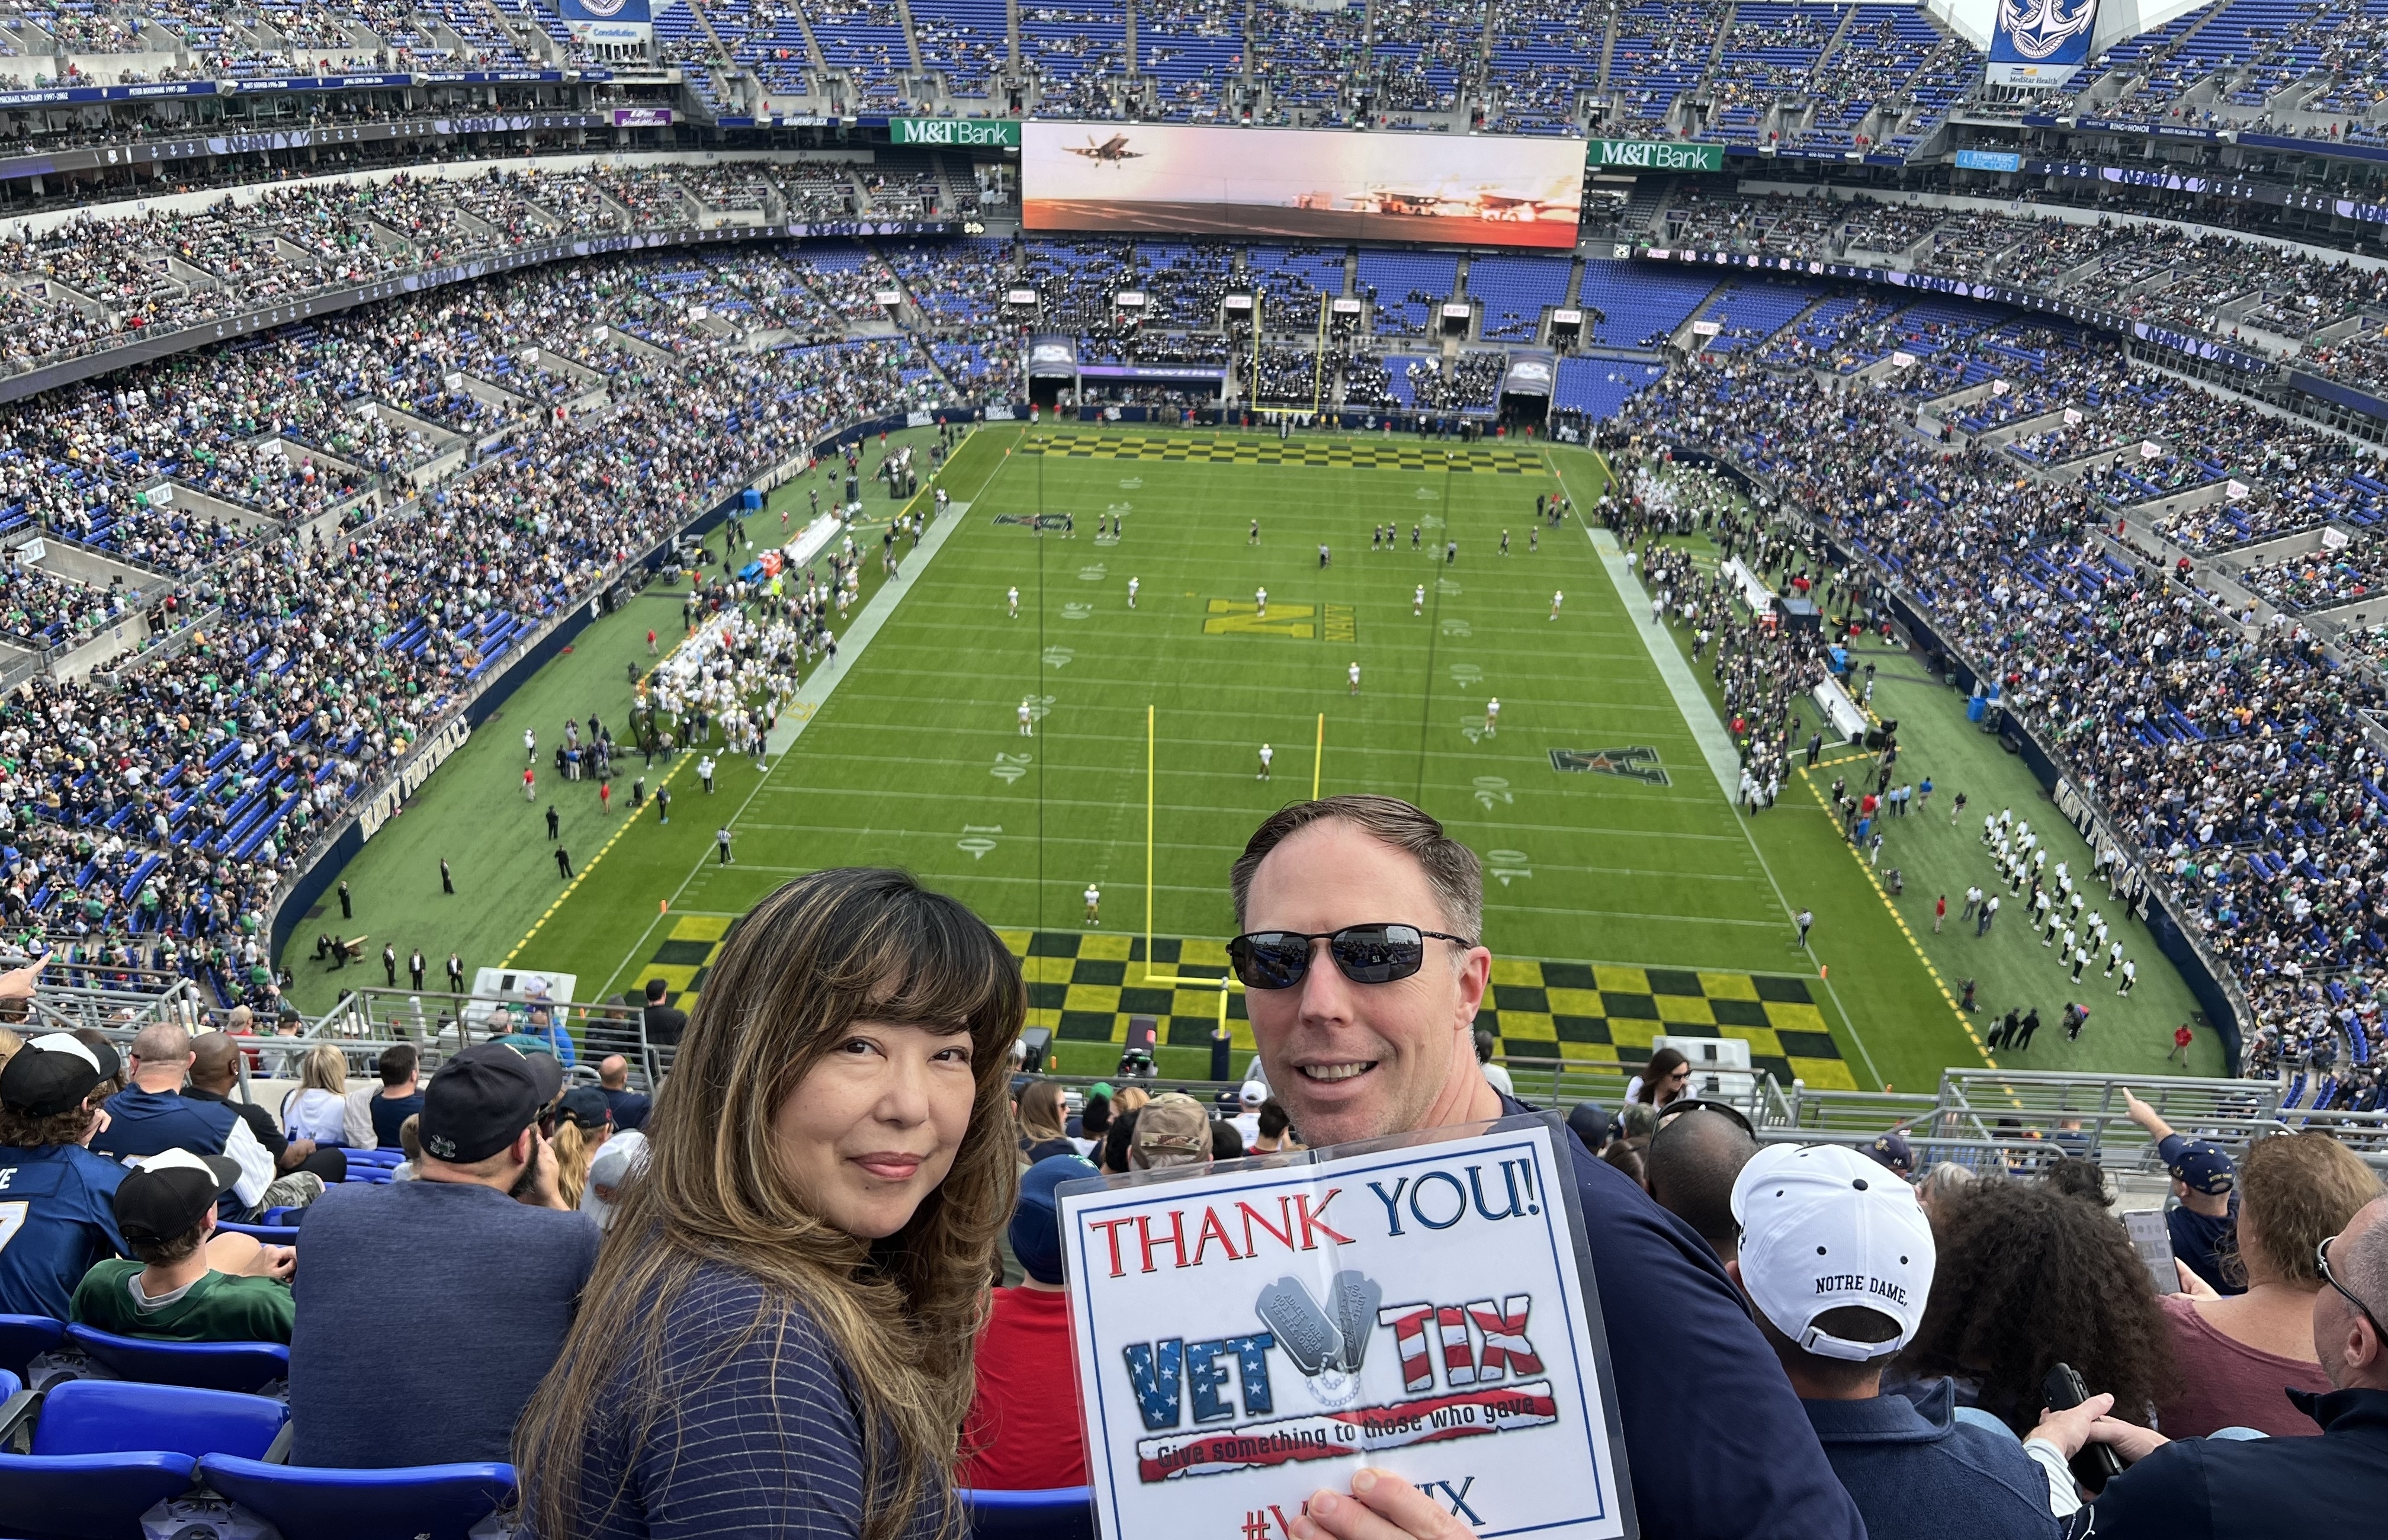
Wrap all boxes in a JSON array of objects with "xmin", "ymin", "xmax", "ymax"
[
  {"xmin": 2166, "ymin": 1138, "xmax": 2235, "ymax": 1195},
  {"xmin": 1011, "ymin": 1153, "xmax": 1096, "ymax": 1286},
  {"xmin": 1864, "ymin": 1131, "xmax": 1916, "ymax": 1177}
]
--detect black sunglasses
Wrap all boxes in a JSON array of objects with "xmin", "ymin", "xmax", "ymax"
[
  {"xmin": 2319, "ymin": 1234, "xmax": 2386, "ymax": 1342},
  {"xmin": 1228, "ymin": 924, "xmax": 1477, "ymax": 990}
]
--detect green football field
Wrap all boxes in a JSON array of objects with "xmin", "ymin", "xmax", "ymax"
[{"xmin": 282, "ymin": 426, "xmax": 2227, "ymax": 1095}]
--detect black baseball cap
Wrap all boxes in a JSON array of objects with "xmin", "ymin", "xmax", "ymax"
[
  {"xmin": 556, "ymin": 1085, "xmax": 612, "ymax": 1131},
  {"xmin": 521, "ymin": 1049, "xmax": 566, "ymax": 1113},
  {"xmin": 421, "ymin": 1044, "xmax": 545, "ymax": 1163},
  {"xmin": 0, "ymin": 1034, "xmax": 111, "ymax": 1116},
  {"xmin": 115, "ymin": 1150, "xmax": 240, "ymax": 1243}
]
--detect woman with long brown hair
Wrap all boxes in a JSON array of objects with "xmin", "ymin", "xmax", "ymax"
[
  {"xmin": 1626, "ymin": 1046, "xmax": 1690, "ymax": 1109},
  {"xmin": 1015, "ymin": 1079, "xmax": 1074, "ymax": 1164},
  {"xmin": 514, "ymin": 868, "xmax": 1025, "ymax": 1539},
  {"xmin": 1895, "ymin": 1177, "xmax": 2178, "ymax": 1436}
]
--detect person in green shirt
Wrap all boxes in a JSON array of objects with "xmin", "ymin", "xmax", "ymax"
[{"xmin": 70, "ymin": 1149, "xmax": 296, "ymax": 1345}]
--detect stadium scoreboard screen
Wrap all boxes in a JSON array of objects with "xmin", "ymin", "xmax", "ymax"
[{"xmin": 1022, "ymin": 123, "xmax": 1584, "ymax": 248}]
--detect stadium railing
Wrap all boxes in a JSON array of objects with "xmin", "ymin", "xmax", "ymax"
[
  {"xmin": 1020, "ymin": 1055, "xmax": 2386, "ymax": 1176},
  {"xmin": 0, "ymin": 956, "xmax": 207, "ymax": 1038},
  {"xmin": 301, "ymin": 984, "xmax": 665, "ymax": 1086},
  {"xmin": 1768, "ymin": 1066, "xmax": 2388, "ymax": 1173}
]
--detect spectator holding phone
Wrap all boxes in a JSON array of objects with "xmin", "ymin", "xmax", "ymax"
[
  {"xmin": 2121, "ymin": 1089, "xmax": 2241, "ymax": 1295},
  {"xmin": 2153, "ymin": 1131, "xmax": 2383, "ymax": 1437},
  {"xmin": 2030, "ymin": 1194, "xmax": 2388, "ymax": 1538},
  {"xmin": 1893, "ymin": 1179, "xmax": 2177, "ymax": 1438}
]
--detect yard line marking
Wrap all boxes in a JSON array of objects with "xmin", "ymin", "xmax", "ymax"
[
  {"xmin": 507, "ymin": 428, "xmax": 1014, "ymax": 973},
  {"xmin": 1582, "ymin": 525, "xmax": 1745, "ymax": 804},
  {"xmin": 1549, "ymin": 452, "xmax": 1880, "ymax": 1087},
  {"xmin": 1796, "ymin": 759, "xmax": 2000, "ymax": 1072}
]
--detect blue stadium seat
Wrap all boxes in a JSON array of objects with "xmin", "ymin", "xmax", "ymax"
[
  {"xmin": 63, "ymin": 1324, "xmax": 288, "ymax": 1395},
  {"xmin": 196, "ymin": 1455, "xmax": 518, "ymax": 1540},
  {"xmin": 21, "ymin": 1379, "xmax": 288, "ymax": 1460},
  {"xmin": 963, "ymin": 1485, "xmax": 1098, "ymax": 1540},
  {"xmin": 217, "ymin": 1221, "xmax": 301, "ymax": 1244},
  {"xmin": 0, "ymin": 1379, "xmax": 284, "ymax": 1540},
  {"xmin": 0, "ymin": 1448, "xmax": 195, "ymax": 1540},
  {"xmin": 0, "ymin": 1314, "xmax": 63, "ymax": 1378}
]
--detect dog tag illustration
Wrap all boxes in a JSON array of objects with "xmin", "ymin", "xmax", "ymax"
[
  {"xmin": 1325, "ymin": 1270, "xmax": 1382, "ymax": 1373},
  {"xmin": 1255, "ymin": 1276, "xmax": 1339, "ymax": 1377}
]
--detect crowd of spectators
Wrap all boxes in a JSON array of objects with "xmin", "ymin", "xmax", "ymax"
[
  {"xmin": 1653, "ymin": 189, "xmax": 2388, "ymax": 393},
  {"xmin": 0, "ymin": 238, "xmax": 996, "ymax": 1018},
  {"xmin": 0, "ymin": 0, "xmax": 2383, "ymax": 158},
  {"xmin": 4, "ymin": 805, "xmax": 2386, "ymax": 1540},
  {"xmin": 1407, "ymin": 349, "xmax": 1503, "ymax": 411},
  {"xmin": 1610, "ymin": 347, "xmax": 2388, "ymax": 1097},
  {"xmin": 0, "ymin": 158, "xmax": 983, "ymax": 378}
]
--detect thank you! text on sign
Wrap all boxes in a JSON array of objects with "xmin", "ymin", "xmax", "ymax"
[{"xmin": 1057, "ymin": 1117, "xmax": 1633, "ymax": 1540}]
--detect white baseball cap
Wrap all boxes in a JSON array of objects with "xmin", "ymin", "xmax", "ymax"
[
  {"xmin": 1731, "ymin": 1143, "xmax": 1936, "ymax": 1362},
  {"xmin": 1240, "ymin": 1080, "xmax": 1267, "ymax": 1108}
]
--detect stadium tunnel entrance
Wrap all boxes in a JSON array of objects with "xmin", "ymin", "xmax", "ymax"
[
  {"xmin": 1497, "ymin": 351, "xmax": 1555, "ymax": 435},
  {"xmin": 1028, "ymin": 332, "xmax": 1079, "ymax": 411}
]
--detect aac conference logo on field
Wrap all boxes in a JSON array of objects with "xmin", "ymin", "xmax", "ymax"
[{"xmin": 1549, "ymin": 746, "xmax": 1668, "ymax": 785}]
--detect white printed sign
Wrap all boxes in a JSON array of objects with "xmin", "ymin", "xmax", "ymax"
[{"xmin": 1058, "ymin": 1116, "xmax": 1632, "ymax": 1540}]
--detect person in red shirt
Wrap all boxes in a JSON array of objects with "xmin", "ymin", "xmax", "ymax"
[
  {"xmin": 961, "ymin": 1154, "xmax": 1094, "ymax": 1491},
  {"xmin": 2170, "ymin": 1022, "xmax": 2194, "ymax": 1066}
]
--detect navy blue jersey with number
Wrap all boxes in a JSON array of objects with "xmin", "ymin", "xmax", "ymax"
[{"xmin": 0, "ymin": 1143, "xmax": 128, "ymax": 1321}]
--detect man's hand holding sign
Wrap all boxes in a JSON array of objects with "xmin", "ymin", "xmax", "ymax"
[{"xmin": 1056, "ymin": 798, "xmax": 1866, "ymax": 1540}]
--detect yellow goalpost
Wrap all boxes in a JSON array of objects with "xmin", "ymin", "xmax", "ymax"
[{"xmin": 1138, "ymin": 705, "xmax": 1327, "ymax": 1040}]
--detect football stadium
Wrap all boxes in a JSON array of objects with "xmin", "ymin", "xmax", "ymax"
[{"xmin": 0, "ymin": 0, "xmax": 2384, "ymax": 1534}]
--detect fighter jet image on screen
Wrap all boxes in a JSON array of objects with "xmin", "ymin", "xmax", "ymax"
[
  {"xmin": 1345, "ymin": 185, "xmax": 1581, "ymax": 223},
  {"xmin": 1063, "ymin": 133, "xmax": 1144, "ymax": 165},
  {"xmin": 1023, "ymin": 122, "xmax": 1585, "ymax": 248}
]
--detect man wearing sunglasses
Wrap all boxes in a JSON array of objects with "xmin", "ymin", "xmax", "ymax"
[
  {"xmin": 2026, "ymin": 1194, "xmax": 2388, "ymax": 1537},
  {"xmin": 1228, "ymin": 796, "xmax": 1865, "ymax": 1540}
]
